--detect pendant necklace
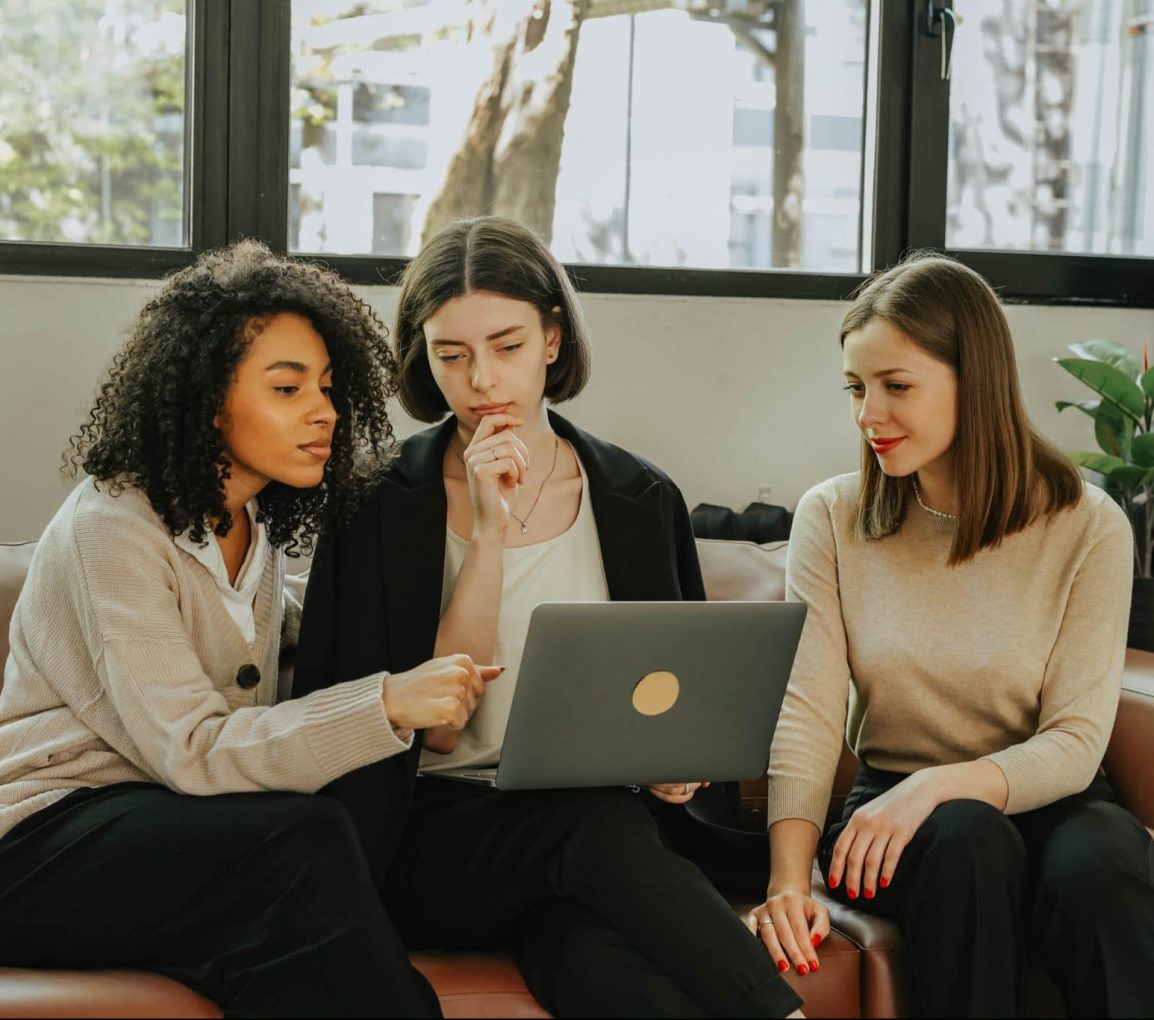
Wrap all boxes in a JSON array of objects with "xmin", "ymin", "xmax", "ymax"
[
  {"xmin": 455, "ymin": 434, "xmax": 562, "ymax": 535},
  {"xmin": 510, "ymin": 436, "xmax": 561, "ymax": 535}
]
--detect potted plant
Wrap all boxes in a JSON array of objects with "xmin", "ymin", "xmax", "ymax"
[{"xmin": 1055, "ymin": 339, "xmax": 1154, "ymax": 651}]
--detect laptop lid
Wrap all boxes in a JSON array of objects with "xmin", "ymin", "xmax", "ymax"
[{"xmin": 495, "ymin": 600, "xmax": 806, "ymax": 790}]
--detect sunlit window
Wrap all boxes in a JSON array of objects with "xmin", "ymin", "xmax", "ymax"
[
  {"xmin": 0, "ymin": 0, "xmax": 188, "ymax": 247},
  {"xmin": 289, "ymin": 0, "xmax": 869, "ymax": 273},
  {"xmin": 947, "ymin": 0, "xmax": 1154, "ymax": 257}
]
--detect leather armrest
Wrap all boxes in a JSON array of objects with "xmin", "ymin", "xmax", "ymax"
[
  {"xmin": 1103, "ymin": 649, "xmax": 1154, "ymax": 831},
  {"xmin": 0, "ymin": 968, "xmax": 220, "ymax": 1018}
]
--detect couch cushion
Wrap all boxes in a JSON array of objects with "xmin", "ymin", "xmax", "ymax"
[
  {"xmin": 0, "ymin": 967, "xmax": 220, "ymax": 1018},
  {"xmin": 0, "ymin": 543, "xmax": 36, "ymax": 666},
  {"xmin": 695, "ymin": 538, "xmax": 787, "ymax": 602},
  {"xmin": 811, "ymin": 888, "xmax": 911, "ymax": 1019},
  {"xmin": 410, "ymin": 952, "xmax": 549, "ymax": 1019},
  {"xmin": 1104, "ymin": 650, "xmax": 1154, "ymax": 831},
  {"xmin": 728, "ymin": 899, "xmax": 863, "ymax": 1018}
]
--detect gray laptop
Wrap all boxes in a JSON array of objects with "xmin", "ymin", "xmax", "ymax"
[{"xmin": 438, "ymin": 600, "xmax": 806, "ymax": 790}]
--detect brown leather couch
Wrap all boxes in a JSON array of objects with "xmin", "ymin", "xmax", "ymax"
[{"xmin": 1, "ymin": 537, "xmax": 1151, "ymax": 1018}]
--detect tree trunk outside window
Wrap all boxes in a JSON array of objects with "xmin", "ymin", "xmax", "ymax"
[{"xmin": 422, "ymin": 0, "xmax": 588, "ymax": 245}]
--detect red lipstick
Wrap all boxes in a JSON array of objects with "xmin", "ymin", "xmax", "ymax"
[{"xmin": 869, "ymin": 437, "xmax": 905, "ymax": 455}]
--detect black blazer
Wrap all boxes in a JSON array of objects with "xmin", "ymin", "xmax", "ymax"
[{"xmin": 293, "ymin": 411, "xmax": 705, "ymax": 885}]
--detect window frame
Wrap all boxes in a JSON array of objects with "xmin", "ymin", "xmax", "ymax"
[
  {"xmin": 0, "ymin": 0, "xmax": 1149, "ymax": 308},
  {"xmin": 0, "ymin": 0, "xmax": 231, "ymax": 277},
  {"xmin": 905, "ymin": 0, "xmax": 1154, "ymax": 308}
]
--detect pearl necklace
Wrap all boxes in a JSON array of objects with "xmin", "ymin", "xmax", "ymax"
[{"xmin": 911, "ymin": 477, "xmax": 957, "ymax": 521}]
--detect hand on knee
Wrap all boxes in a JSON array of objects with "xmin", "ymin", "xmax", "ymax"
[{"xmin": 828, "ymin": 773, "xmax": 942, "ymax": 899}]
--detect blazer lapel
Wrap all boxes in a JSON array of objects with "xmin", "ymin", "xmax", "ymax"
[
  {"xmin": 376, "ymin": 419, "xmax": 455, "ymax": 671},
  {"xmin": 594, "ymin": 485, "xmax": 669, "ymax": 601},
  {"xmin": 551, "ymin": 412, "xmax": 674, "ymax": 602},
  {"xmin": 373, "ymin": 413, "xmax": 681, "ymax": 660}
]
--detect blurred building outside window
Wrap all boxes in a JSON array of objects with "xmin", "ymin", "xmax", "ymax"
[
  {"xmin": 948, "ymin": 0, "xmax": 1154, "ymax": 257},
  {"xmin": 288, "ymin": 0, "xmax": 869, "ymax": 273}
]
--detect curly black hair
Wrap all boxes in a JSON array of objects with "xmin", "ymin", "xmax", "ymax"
[{"xmin": 66, "ymin": 239, "xmax": 398, "ymax": 555}]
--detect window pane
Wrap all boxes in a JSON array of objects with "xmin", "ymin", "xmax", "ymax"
[
  {"xmin": 289, "ymin": 0, "xmax": 869, "ymax": 273},
  {"xmin": 947, "ymin": 0, "xmax": 1154, "ymax": 258},
  {"xmin": 0, "ymin": 0, "xmax": 188, "ymax": 248}
]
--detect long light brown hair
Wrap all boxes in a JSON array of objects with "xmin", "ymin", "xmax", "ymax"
[{"xmin": 841, "ymin": 252, "xmax": 1082, "ymax": 565}]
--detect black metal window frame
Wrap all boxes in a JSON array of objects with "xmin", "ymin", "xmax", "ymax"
[
  {"xmin": 0, "ymin": 0, "xmax": 227, "ymax": 276},
  {"xmin": 903, "ymin": 1, "xmax": 1154, "ymax": 307},
  {"xmin": 0, "ymin": 0, "xmax": 1150, "ymax": 308}
]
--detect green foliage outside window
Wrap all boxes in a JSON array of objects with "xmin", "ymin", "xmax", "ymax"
[{"xmin": 0, "ymin": 0, "xmax": 186, "ymax": 247}]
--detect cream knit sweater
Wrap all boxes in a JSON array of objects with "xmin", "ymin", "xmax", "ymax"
[
  {"xmin": 767, "ymin": 473, "xmax": 1133, "ymax": 831},
  {"xmin": 0, "ymin": 479, "xmax": 412, "ymax": 841}
]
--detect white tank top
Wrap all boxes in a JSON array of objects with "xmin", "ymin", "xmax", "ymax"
[{"xmin": 420, "ymin": 453, "xmax": 610, "ymax": 772}]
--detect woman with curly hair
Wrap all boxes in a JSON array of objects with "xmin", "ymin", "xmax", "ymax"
[{"xmin": 0, "ymin": 240, "xmax": 498, "ymax": 1018}]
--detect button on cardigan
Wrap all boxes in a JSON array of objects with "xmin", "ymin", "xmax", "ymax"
[{"xmin": 0, "ymin": 478, "xmax": 412, "ymax": 841}]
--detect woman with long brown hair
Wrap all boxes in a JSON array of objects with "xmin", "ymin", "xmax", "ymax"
[{"xmin": 746, "ymin": 252, "xmax": 1154, "ymax": 1016}]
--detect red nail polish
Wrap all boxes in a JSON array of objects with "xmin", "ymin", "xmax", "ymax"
[
  {"xmin": 828, "ymin": 876, "xmax": 839, "ymax": 889},
  {"xmin": 778, "ymin": 960, "xmax": 789, "ymax": 973},
  {"xmin": 798, "ymin": 964, "xmax": 808, "ymax": 976},
  {"xmin": 811, "ymin": 960, "xmax": 820, "ymax": 972},
  {"xmin": 811, "ymin": 933, "xmax": 822, "ymax": 947},
  {"xmin": 847, "ymin": 889, "xmax": 858, "ymax": 900},
  {"xmin": 880, "ymin": 877, "xmax": 889, "ymax": 889},
  {"xmin": 864, "ymin": 889, "xmax": 875, "ymax": 900}
]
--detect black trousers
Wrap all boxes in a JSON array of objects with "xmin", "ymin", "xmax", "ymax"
[
  {"xmin": 0, "ymin": 783, "xmax": 440, "ymax": 1019},
  {"xmin": 649, "ymin": 783, "xmax": 772, "ymax": 898},
  {"xmin": 818, "ymin": 767, "xmax": 1154, "ymax": 1019},
  {"xmin": 383, "ymin": 777, "xmax": 799, "ymax": 1019}
]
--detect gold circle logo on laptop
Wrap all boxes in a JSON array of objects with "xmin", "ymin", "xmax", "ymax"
[{"xmin": 632, "ymin": 671, "xmax": 680, "ymax": 716}]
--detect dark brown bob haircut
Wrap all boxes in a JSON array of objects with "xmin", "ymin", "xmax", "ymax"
[
  {"xmin": 841, "ymin": 251, "xmax": 1082, "ymax": 565},
  {"xmin": 393, "ymin": 216, "xmax": 592, "ymax": 421}
]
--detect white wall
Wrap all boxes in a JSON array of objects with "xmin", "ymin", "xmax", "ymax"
[{"xmin": 2, "ymin": 273, "xmax": 1152, "ymax": 541}]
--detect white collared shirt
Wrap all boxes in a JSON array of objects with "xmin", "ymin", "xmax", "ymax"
[{"xmin": 173, "ymin": 501, "xmax": 269, "ymax": 645}]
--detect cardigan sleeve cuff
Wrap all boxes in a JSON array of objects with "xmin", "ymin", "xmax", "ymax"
[
  {"xmin": 983, "ymin": 743, "xmax": 1070, "ymax": 812},
  {"xmin": 302, "ymin": 672, "xmax": 413, "ymax": 783},
  {"xmin": 981, "ymin": 745, "xmax": 1055, "ymax": 816},
  {"xmin": 765, "ymin": 776, "xmax": 831, "ymax": 833}
]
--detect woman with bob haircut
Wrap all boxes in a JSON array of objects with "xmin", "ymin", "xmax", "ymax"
[
  {"xmin": 0, "ymin": 239, "xmax": 503, "ymax": 1017},
  {"xmin": 748, "ymin": 252, "xmax": 1153, "ymax": 1017},
  {"xmin": 293, "ymin": 215, "xmax": 804, "ymax": 1019}
]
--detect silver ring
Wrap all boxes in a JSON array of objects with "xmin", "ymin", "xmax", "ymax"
[
  {"xmin": 758, "ymin": 918, "xmax": 774, "ymax": 929},
  {"xmin": 491, "ymin": 447, "xmax": 497, "ymax": 461},
  {"xmin": 682, "ymin": 783, "xmax": 691, "ymax": 795}
]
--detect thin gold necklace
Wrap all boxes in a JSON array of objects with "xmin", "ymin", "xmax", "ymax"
[
  {"xmin": 510, "ymin": 436, "xmax": 561, "ymax": 535},
  {"xmin": 454, "ymin": 435, "xmax": 562, "ymax": 535}
]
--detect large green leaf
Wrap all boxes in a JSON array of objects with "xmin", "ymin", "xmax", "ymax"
[
  {"xmin": 1055, "ymin": 358, "xmax": 1146, "ymax": 421},
  {"xmin": 1069, "ymin": 451, "xmax": 1127, "ymax": 475},
  {"xmin": 1141, "ymin": 367, "xmax": 1154, "ymax": 400},
  {"xmin": 1055, "ymin": 399, "xmax": 1100, "ymax": 418},
  {"xmin": 1131, "ymin": 433, "xmax": 1154, "ymax": 468},
  {"xmin": 1106, "ymin": 465, "xmax": 1153, "ymax": 493},
  {"xmin": 1094, "ymin": 400, "xmax": 1132, "ymax": 460},
  {"xmin": 1067, "ymin": 339, "xmax": 1142, "ymax": 380}
]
